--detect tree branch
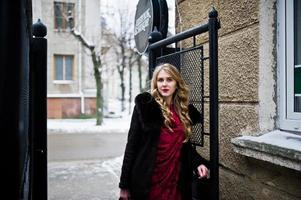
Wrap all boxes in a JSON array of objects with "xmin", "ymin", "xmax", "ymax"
[{"xmin": 70, "ymin": 29, "xmax": 95, "ymax": 51}]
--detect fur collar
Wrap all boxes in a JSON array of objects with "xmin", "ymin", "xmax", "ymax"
[
  {"xmin": 134, "ymin": 92, "xmax": 202, "ymax": 131},
  {"xmin": 135, "ymin": 92, "xmax": 163, "ymax": 131}
]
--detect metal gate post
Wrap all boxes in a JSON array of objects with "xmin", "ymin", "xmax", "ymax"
[
  {"xmin": 208, "ymin": 7, "xmax": 219, "ymax": 200},
  {"xmin": 30, "ymin": 19, "xmax": 48, "ymax": 200},
  {"xmin": 148, "ymin": 27, "xmax": 163, "ymax": 79},
  {"xmin": 148, "ymin": 49, "xmax": 157, "ymax": 80}
]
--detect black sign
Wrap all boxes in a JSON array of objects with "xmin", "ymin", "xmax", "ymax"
[{"xmin": 134, "ymin": 0, "xmax": 168, "ymax": 54}]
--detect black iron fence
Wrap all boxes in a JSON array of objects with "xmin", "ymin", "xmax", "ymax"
[{"xmin": 148, "ymin": 8, "xmax": 220, "ymax": 200}]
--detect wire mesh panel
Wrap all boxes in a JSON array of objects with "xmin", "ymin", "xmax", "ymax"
[{"xmin": 156, "ymin": 46, "xmax": 204, "ymax": 146}]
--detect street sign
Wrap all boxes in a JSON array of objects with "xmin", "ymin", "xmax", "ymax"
[{"xmin": 134, "ymin": 0, "xmax": 168, "ymax": 54}]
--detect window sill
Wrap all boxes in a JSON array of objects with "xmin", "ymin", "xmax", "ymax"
[
  {"xmin": 53, "ymin": 29, "xmax": 69, "ymax": 33},
  {"xmin": 231, "ymin": 130, "xmax": 301, "ymax": 171},
  {"xmin": 53, "ymin": 80, "xmax": 73, "ymax": 84}
]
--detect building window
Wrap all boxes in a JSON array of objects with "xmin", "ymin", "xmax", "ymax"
[
  {"xmin": 278, "ymin": 0, "xmax": 301, "ymax": 131},
  {"xmin": 54, "ymin": 2, "xmax": 75, "ymax": 30},
  {"xmin": 54, "ymin": 55, "xmax": 73, "ymax": 81}
]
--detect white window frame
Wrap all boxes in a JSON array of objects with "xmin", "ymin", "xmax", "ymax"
[
  {"xmin": 278, "ymin": 0, "xmax": 301, "ymax": 132},
  {"xmin": 54, "ymin": 54, "xmax": 74, "ymax": 83}
]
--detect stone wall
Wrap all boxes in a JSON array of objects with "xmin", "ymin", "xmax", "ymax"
[{"xmin": 176, "ymin": 0, "xmax": 301, "ymax": 199}]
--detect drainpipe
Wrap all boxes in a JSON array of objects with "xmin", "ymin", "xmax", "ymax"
[{"xmin": 78, "ymin": 0, "xmax": 85, "ymax": 114}]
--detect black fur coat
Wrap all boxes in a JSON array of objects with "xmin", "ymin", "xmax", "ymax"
[{"xmin": 119, "ymin": 92, "xmax": 208, "ymax": 200}]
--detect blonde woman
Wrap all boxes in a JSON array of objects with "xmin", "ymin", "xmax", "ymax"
[{"xmin": 119, "ymin": 63, "xmax": 209, "ymax": 200}]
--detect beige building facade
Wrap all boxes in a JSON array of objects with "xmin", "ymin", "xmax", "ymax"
[
  {"xmin": 32, "ymin": 0, "xmax": 148, "ymax": 118},
  {"xmin": 32, "ymin": 0, "xmax": 100, "ymax": 118},
  {"xmin": 176, "ymin": 0, "xmax": 301, "ymax": 199}
]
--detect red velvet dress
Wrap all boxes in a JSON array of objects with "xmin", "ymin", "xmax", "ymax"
[{"xmin": 149, "ymin": 106, "xmax": 185, "ymax": 200}]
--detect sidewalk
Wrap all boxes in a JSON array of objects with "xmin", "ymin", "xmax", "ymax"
[
  {"xmin": 48, "ymin": 157, "xmax": 123, "ymax": 200},
  {"xmin": 47, "ymin": 116, "xmax": 131, "ymax": 200}
]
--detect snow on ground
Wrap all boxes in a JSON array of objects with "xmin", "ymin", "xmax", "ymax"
[
  {"xmin": 47, "ymin": 99, "xmax": 135, "ymax": 134},
  {"xmin": 48, "ymin": 156, "xmax": 123, "ymax": 179},
  {"xmin": 47, "ymin": 115, "xmax": 132, "ymax": 134},
  {"xmin": 48, "ymin": 156, "xmax": 123, "ymax": 200}
]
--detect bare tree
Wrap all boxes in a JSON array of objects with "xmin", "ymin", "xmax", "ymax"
[
  {"xmin": 127, "ymin": 47, "xmax": 141, "ymax": 114},
  {"xmin": 110, "ymin": 35, "xmax": 145, "ymax": 114},
  {"xmin": 100, "ymin": 3, "xmax": 147, "ymax": 113},
  {"xmin": 128, "ymin": 50, "xmax": 133, "ymax": 114},
  {"xmin": 108, "ymin": 7, "xmax": 135, "ymax": 112},
  {"xmin": 67, "ymin": 11, "xmax": 104, "ymax": 125}
]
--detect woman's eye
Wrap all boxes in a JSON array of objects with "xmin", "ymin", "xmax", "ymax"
[
  {"xmin": 157, "ymin": 78, "xmax": 164, "ymax": 82},
  {"xmin": 167, "ymin": 78, "xmax": 173, "ymax": 82}
]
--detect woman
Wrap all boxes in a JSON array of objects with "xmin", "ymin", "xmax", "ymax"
[{"xmin": 119, "ymin": 63, "xmax": 209, "ymax": 200}]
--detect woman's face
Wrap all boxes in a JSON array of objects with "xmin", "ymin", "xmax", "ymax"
[{"xmin": 156, "ymin": 69, "xmax": 177, "ymax": 104}]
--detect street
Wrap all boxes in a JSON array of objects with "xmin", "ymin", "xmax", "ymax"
[
  {"xmin": 48, "ymin": 133, "xmax": 127, "ymax": 161},
  {"xmin": 47, "ymin": 119, "xmax": 129, "ymax": 200}
]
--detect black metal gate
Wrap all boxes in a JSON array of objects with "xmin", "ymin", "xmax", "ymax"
[
  {"xmin": 148, "ymin": 8, "xmax": 220, "ymax": 200},
  {"xmin": 0, "ymin": 1, "xmax": 47, "ymax": 199}
]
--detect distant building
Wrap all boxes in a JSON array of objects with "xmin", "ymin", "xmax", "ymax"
[{"xmin": 32, "ymin": 0, "xmax": 148, "ymax": 118}]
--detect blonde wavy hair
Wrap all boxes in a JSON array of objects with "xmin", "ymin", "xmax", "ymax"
[{"xmin": 150, "ymin": 63, "xmax": 192, "ymax": 141}]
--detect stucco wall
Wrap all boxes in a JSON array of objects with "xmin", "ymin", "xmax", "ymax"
[
  {"xmin": 176, "ymin": 0, "xmax": 301, "ymax": 199},
  {"xmin": 34, "ymin": 0, "xmax": 81, "ymax": 94}
]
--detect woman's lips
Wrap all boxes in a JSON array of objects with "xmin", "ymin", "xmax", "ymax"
[{"xmin": 162, "ymin": 89, "xmax": 169, "ymax": 92}]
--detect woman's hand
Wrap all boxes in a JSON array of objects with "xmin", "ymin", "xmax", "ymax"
[
  {"xmin": 197, "ymin": 164, "xmax": 209, "ymax": 179},
  {"xmin": 119, "ymin": 189, "xmax": 130, "ymax": 200}
]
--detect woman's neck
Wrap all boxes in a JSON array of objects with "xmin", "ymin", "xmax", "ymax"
[{"xmin": 164, "ymin": 97, "xmax": 172, "ymax": 107}]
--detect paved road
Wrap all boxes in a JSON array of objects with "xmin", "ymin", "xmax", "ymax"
[
  {"xmin": 48, "ymin": 132, "xmax": 127, "ymax": 161},
  {"xmin": 47, "ymin": 132, "xmax": 128, "ymax": 200}
]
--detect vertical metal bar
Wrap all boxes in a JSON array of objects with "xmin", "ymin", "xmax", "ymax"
[
  {"xmin": 193, "ymin": 35, "xmax": 196, "ymax": 47},
  {"xmin": 148, "ymin": 30, "xmax": 162, "ymax": 80},
  {"xmin": 148, "ymin": 49, "xmax": 155, "ymax": 80},
  {"xmin": 208, "ymin": 7, "xmax": 219, "ymax": 200},
  {"xmin": 148, "ymin": 47, "xmax": 159, "ymax": 80},
  {"xmin": 30, "ymin": 20, "xmax": 48, "ymax": 200},
  {"xmin": 148, "ymin": 47, "xmax": 161, "ymax": 80},
  {"xmin": 201, "ymin": 46, "xmax": 204, "ymax": 146}
]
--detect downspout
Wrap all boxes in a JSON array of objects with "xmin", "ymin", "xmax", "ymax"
[{"xmin": 78, "ymin": 0, "xmax": 85, "ymax": 114}]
